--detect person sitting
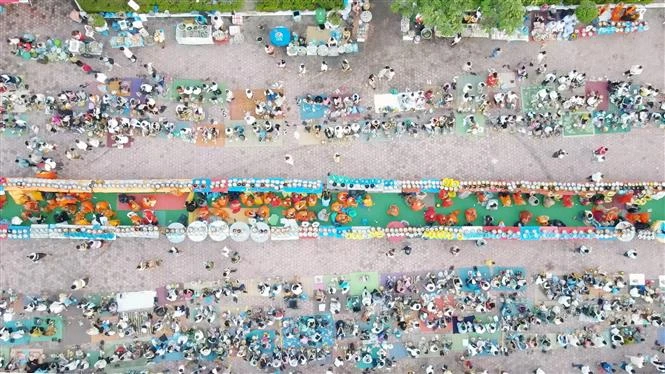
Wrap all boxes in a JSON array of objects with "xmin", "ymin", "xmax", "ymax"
[{"xmin": 327, "ymin": 37, "xmax": 337, "ymax": 48}]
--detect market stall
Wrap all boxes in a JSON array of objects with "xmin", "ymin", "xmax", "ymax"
[
  {"xmin": 176, "ymin": 23, "xmax": 213, "ymax": 45},
  {"xmin": 67, "ymin": 39, "xmax": 103, "ymax": 56},
  {"xmin": 0, "ymin": 175, "xmax": 662, "ymax": 243}
]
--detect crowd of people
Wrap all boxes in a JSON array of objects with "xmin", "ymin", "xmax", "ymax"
[
  {"xmin": 0, "ymin": 256, "xmax": 663, "ymax": 373},
  {"xmin": 1, "ymin": 5, "xmax": 664, "ymax": 374}
]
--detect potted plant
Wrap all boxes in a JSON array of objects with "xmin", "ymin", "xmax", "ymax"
[
  {"xmin": 89, "ymin": 14, "xmax": 108, "ymax": 32},
  {"xmin": 576, "ymin": 0, "xmax": 599, "ymax": 25},
  {"xmin": 421, "ymin": 27, "xmax": 432, "ymax": 39},
  {"xmin": 328, "ymin": 11, "xmax": 342, "ymax": 28}
]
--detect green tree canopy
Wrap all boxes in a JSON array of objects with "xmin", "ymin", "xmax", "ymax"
[
  {"xmin": 480, "ymin": 0, "xmax": 525, "ymax": 33},
  {"xmin": 390, "ymin": 0, "xmax": 419, "ymax": 17},
  {"xmin": 575, "ymin": 0, "xmax": 599, "ymax": 25},
  {"xmin": 419, "ymin": 0, "xmax": 474, "ymax": 37}
]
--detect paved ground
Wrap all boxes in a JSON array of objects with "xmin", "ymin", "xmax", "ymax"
[{"xmin": 0, "ymin": 1, "xmax": 664, "ymax": 373}]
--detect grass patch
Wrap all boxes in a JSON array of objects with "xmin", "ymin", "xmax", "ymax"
[
  {"xmin": 255, "ymin": 0, "xmax": 343, "ymax": 11},
  {"xmin": 521, "ymin": 0, "xmax": 651, "ymax": 4},
  {"xmin": 77, "ymin": 0, "xmax": 243, "ymax": 13}
]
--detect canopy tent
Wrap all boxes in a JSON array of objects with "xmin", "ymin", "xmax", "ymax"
[
  {"xmin": 269, "ymin": 26, "xmax": 291, "ymax": 47},
  {"xmin": 116, "ymin": 290, "xmax": 157, "ymax": 312}
]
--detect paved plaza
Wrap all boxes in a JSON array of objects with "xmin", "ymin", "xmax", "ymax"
[{"xmin": 0, "ymin": 1, "xmax": 664, "ymax": 373}]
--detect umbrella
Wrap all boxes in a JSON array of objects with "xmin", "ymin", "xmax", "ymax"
[
  {"xmin": 208, "ymin": 220, "xmax": 229, "ymax": 242},
  {"xmin": 250, "ymin": 222, "xmax": 270, "ymax": 243},
  {"xmin": 230, "ymin": 222, "xmax": 250, "ymax": 242},
  {"xmin": 187, "ymin": 221, "xmax": 208, "ymax": 242},
  {"xmin": 269, "ymin": 26, "xmax": 291, "ymax": 47},
  {"xmin": 166, "ymin": 222, "xmax": 186, "ymax": 244}
]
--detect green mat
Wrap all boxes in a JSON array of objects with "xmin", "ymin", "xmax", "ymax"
[
  {"xmin": 455, "ymin": 113, "xmax": 487, "ymax": 136},
  {"xmin": 455, "ymin": 74, "xmax": 486, "ymax": 113},
  {"xmin": 169, "ymin": 78, "xmax": 227, "ymax": 103},
  {"xmin": 520, "ymin": 85, "xmax": 575, "ymax": 114},
  {"xmin": 322, "ymin": 272, "xmax": 379, "ymax": 296},
  {"xmin": 562, "ymin": 112, "xmax": 595, "ymax": 137}
]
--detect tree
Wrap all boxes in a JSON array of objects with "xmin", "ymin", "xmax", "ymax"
[
  {"xmin": 576, "ymin": 0, "xmax": 599, "ymax": 25},
  {"xmin": 419, "ymin": 0, "xmax": 474, "ymax": 37},
  {"xmin": 390, "ymin": 0, "xmax": 419, "ymax": 17},
  {"xmin": 480, "ymin": 0, "xmax": 525, "ymax": 33}
]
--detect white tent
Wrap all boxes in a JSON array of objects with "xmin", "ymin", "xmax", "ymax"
[{"xmin": 116, "ymin": 290, "xmax": 156, "ymax": 312}]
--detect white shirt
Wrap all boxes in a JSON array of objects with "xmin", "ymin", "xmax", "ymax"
[
  {"xmin": 628, "ymin": 355, "xmax": 644, "ymax": 368},
  {"xmin": 95, "ymin": 73, "xmax": 108, "ymax": 83},
  {"xmin": 122, "ymin": 48, "xmax": 134, "ymax": 58},
  {"xmin": 115, "ymin": 135, "xmax": 129, "ymax": 144},
  {"xmin": 629, "ymin": 65, "xmax": 643, "ymax": 75},
  {"xmin": 44, "ymin": 158, "xmax": 57, "ymax": 171}
]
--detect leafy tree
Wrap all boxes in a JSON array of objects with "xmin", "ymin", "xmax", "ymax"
[
  {"xmin": 575, "ymin": 0, "xmax": 599, "ymax": 25},
  {"xmin": 390, "ymin": 0, "xmax": 419, "ymax": 17},
  {"xmin": 419, "ymin": 0, "xmax": 474, "ymax": 36},
  {"xmin": 480, "ymin": 0, "xmax": 525, "ymax": 33}
]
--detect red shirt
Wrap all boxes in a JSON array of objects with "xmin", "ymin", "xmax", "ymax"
[
  {"xmin": 82, "ymin": 64, "xmax": 93, "ymax": 73},
  {"xmin": 486, "ymin": 75, "xmax": 499, "ymax": 87}
]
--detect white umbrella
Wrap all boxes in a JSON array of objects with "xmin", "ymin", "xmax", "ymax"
[
  {"xmin": 251, "ymin": 222, "xmax": 270, "ymax": 243},
  {"xmin": 187, "ymin": 221, "xmax": 208, "ymax": 242},
  {"xmin": 230, "ymin": 222, "xmax": 250, "ymax": 242},
  {"xmin": 208, "ymin": 220, "xmax": 229, "ymax": 242},
  {"xmin": 166, "ymin": 222, "xmax": 186, "ymax": 244}
]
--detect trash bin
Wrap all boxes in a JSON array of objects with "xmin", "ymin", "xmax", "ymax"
[{"xmin": 293, "ymin": 11, "xmax": 301, "ymax": 22}]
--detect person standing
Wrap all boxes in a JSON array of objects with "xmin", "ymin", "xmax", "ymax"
[
  {"xmin": 552, "ymin": 149, "xmax": 567, "ymax": 158},
  {"xmin": 489, "ymin": 47, "xmax": 502, "ymax": 58},
  {"xmin": 367, "ymin": 74, "xmax": 377, "ymax": 90},
  {"xmin": 320, "ymin": 61, "xmax": 328, "ymax": 72},
  {"xmin": 378, "ymin": 66, "xmax": 390, "ymax": 79},
  {"xmin": 624, "ymin": 249, "xmax": 637, "ymax": 259},
  {"xmin": 624, "ymin": 65, "xmax": 643, "ymax": 77},
  {"xmin": 341, "ymin": 59, "xmax": 351, "ymax": 72},
  {"xmin": 99, "ymin": 56, "xmax": 118, "ymax": 71},
  {"xmin": 571, "ymin": 365, "xmax": 592, "ymax": 374},
  {"xmin": 626, "ymin": 354, "xmax": 644, "ymax": 369},
  {"xmin": 577, "ymin": 245, "xmax": 592, "ymax": 255},
  {"xmin": 71, "ymin": 277, "xmax": 89, "ymax": 290},
  {"xmin": 385, "ymin": 68, "xmax": 395, "ymax": 81},
  {"xmin": 593, "ymin": 146, "xmax": 608, "ymax": 162},
  {"xmin": 593, "ymin": 146, "xmax": 608, "ymax": 156},
  {"xmin": 94, "ymin": 72, "xmax": 108, "ymax": 83},
  {"xmin": 463, "ymin": 61, "xmax": 475, "ymax": 75},
  {"xmin": 450, "ymin": 33, "xmax": 462, "ymax": 47},
  {"xmin": 298, "ymin": 63, "xmax": 307, "ymax": 76},
  {"xmin": 120, "ymin": 47, "xmax": 137, "ymax": 63}
]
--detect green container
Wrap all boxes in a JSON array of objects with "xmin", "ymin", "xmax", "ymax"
[{"xmin": 315, "ymin": 8, "xmax": 326, "ymax": 25}]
